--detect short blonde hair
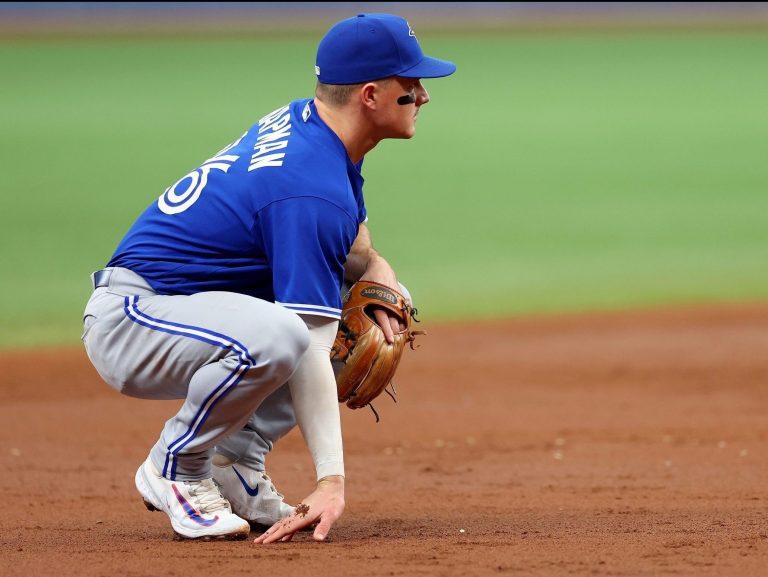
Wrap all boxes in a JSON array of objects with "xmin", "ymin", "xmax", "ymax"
[
  {"xmin": 315, "ymin": 82, "xmax": 362, "ymax": 107},
  {"xmin": 315, "ymin": 78, "xmax": 395, "ymax": 107}
]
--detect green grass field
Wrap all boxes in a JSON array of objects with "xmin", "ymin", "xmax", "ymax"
[{"xmin": 2, "ymin": 31, "xmax": 767, "ymax": 348}]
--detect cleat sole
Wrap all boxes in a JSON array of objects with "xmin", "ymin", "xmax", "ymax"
[{"xmin": 173, "ymin": 530, "xmax": 249, "ymax": 541}]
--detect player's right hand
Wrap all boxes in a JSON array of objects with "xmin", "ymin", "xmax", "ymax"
[
  {"xmin": 253, "ymin": 475, "xmax": 345, "ymax": 544},
  {"xmin": 360, "ymin": 255, "xmax": 404, "ymax": 343}
]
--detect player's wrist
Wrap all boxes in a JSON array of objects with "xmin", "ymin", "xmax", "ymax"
[
  {"xmin": 365, "ymin": 249, "xmax": 385, "ymax": 266},
  {"xmin": 318, "ymin": 475, "xmax": 345, "ymax": 489},
  {"xmin": 360, "ymin": 256, "xmax": 399, "ymax": 293},
  {"xmin": 315, "ymin": 460, "xmax": 345, "ymax": 480}
]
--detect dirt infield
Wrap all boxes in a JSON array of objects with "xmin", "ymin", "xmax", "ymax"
[{"xmin": 2, "ymin": 304, "xmax": 767, "ymax": 576}]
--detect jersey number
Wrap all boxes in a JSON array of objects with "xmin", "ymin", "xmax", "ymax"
[{"xmin": 157, "ymin": 134, "xmax": 244, "ymax": 215}]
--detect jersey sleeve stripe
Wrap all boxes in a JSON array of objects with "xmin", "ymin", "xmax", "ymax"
[
  {"xmin": 275, "ymin": 301, "xmax": 341, "ymax": 314},
  {"xmin": 276, "ymin": 302, "xmax": 342, "ymax": 319}
]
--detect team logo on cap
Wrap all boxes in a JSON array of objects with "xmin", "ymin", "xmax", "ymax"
[{"xmin": 407, "ymin": 22, "xmax": 415, "ymax": 37}]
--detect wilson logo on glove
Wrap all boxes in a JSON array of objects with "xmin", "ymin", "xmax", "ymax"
[
  {"xmin": 330, "ymin": 280, "xmax": 425, "ymax": 421},
  {"xmin": 359, "ymin": 286, "xmax": 398, "ymax": 305}
]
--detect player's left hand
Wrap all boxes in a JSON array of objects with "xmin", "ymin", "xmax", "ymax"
[
  {"xmin": 253, "ymin": 475, "xmax": 345, "ymax": 544},
  {"xmin": 359, "ymin": 255, "xmax": 404, "ymax": 343}
]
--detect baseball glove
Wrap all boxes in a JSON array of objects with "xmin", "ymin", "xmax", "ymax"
[{"xmin": 330, "ymin": 280, "xmax": 424, "ymax": 419}]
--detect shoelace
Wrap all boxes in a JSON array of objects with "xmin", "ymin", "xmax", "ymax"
[{"xmin": 184, "ymin": 478, "xmax": 229, "ymax": 514}]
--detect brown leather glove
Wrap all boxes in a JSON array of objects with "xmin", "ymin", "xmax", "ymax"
[{"xmin": 330, "ymin": 281, "xmax": 423, "ymax": 417}]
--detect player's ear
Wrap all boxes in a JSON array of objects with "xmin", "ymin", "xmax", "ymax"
[{"xmin": 360, "ymin": 82, "xmax": 379, "ymax": 110}]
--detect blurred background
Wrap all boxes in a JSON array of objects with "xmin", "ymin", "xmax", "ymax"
[{"xmin": 1, "ymin": 2, "xmax": 767, "ymax": 348}]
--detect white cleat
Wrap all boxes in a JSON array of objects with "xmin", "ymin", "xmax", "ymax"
[
  {"xmin": 212, "ymin": 454, "xmax": 295, "ymax": 529},
  {"xmin": 134, "ymin": 458, "xmax": 250, "ymax": 540}
]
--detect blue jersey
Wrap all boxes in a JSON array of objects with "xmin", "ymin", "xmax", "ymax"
[{"xmin": 108, "ymin": 99, "xmax": 367, "ymax": 319}]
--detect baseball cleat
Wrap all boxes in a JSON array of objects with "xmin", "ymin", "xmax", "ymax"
[
  {"xmin": 134, "ymin": 458, "xmax": 250, "ymax": 540},
  {"xmin": 211, "ymin": 454, "xmax": 295, "ymax": 529}
]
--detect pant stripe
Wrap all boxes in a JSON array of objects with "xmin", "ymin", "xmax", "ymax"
[
  {"xmin": 166, "ymin": 364, "xmax": 249, "ymax": 479},
  {"xmin": 123, "ymin": 295, "xmax": 256, "ymax": 365},
  {"xmin": 123, "ymin": 295, "xmax": 253, "ymax": 479}
]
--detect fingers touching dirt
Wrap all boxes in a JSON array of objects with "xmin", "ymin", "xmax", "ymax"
[{"xmin": 254, "ymin": 476, "xmax": 345, "ymax": 545}]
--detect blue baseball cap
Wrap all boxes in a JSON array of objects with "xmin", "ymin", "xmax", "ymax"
[{"xmin": 316, "ymin": 14, "xmax": 457, "ymax": 85}]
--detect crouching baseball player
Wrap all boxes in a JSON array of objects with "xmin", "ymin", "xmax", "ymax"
[{"xmin": 81, "ymin": 13, "xmax": 455, "ymax": 543}]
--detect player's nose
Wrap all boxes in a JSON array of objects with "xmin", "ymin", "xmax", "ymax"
[{"xmin": 415, "ymin": 82, "xmax": 430, "ymax": 106}]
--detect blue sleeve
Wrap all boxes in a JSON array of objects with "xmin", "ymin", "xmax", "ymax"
[
  {"xmin": 258, "ymin": 197, "xmax": 357, "ymax": 318},
  {"xmin": 359, "ymin": 200, "xmax": 368, "ymax": 224}
]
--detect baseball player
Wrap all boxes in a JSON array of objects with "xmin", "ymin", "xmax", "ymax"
[{"xmin": 81, "ymin": 13, "xmax": 455, "ymax": 543}]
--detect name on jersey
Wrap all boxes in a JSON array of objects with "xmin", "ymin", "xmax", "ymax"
[{"xmin": 248, "ymin": 105, "xmax": 292, "ymax": 172}]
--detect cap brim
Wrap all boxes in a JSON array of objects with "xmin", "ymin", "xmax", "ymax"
[{"xmin": 398, "ymin": 55, "xmax": 456, "ymax": 79}]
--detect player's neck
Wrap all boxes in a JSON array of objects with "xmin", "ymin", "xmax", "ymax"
[{"xmin": 314, "ymin": 99, "xmax": 379, "ymax": 164}]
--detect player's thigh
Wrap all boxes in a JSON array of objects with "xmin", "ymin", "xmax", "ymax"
[
  {"xmin": 129, "ymin": 291, "xmax": 309, "ymax": 392},
  {"xmin": 85, "ymin": 290, "xmax": 308, "ymax": 400},
  {"xmin": 150, "ymin": 290, "xmax": 309, "ymax": 360}
]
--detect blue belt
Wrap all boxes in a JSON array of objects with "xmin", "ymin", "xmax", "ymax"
[{"xmin": 92, "ymin": 269, "xmax": 112, "ymax": 289}]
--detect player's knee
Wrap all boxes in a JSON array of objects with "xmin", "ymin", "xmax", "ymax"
[
  {"xmin": 282, "ymin": 311, "xmax": 311, "ymax": 360},
  {"xmin": 262, "ymin": 311, "xmax": 310, "ymax": 381}
]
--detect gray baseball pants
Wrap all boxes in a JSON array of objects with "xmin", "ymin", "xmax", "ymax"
[{"xmin": 81, "ymin": 267, "xmax": 308, "ymax": 481}]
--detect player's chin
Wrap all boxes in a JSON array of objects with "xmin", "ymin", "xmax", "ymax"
[
  {"xmin": 385, "ymin": 123, "xmax": 417, "ymax": 140},
  {"xmin": 397, "ymin": 125, "xmax": 417, "ymax": 139}
]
